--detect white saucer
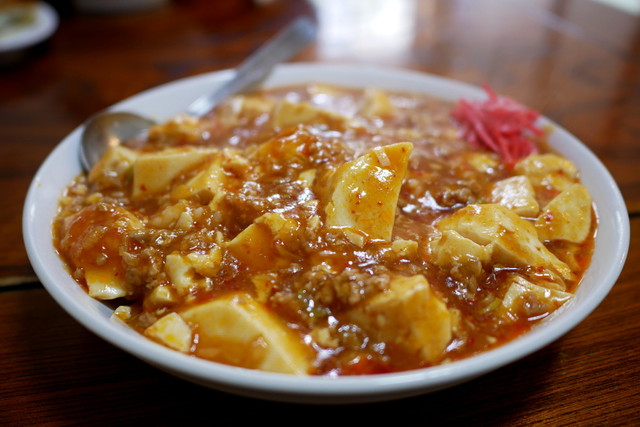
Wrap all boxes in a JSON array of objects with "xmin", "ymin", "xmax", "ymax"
[{"xmin": 0, "ymin": 2, "xmax": 58, "ymax": 57}]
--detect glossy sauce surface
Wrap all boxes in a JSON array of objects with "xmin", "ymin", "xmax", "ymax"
[{"xmin": 54, "ymin": 84, "xmax": 596, "ymax": 375}]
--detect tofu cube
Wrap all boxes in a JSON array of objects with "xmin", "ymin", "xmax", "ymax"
[
  {"xmin": 535, "ymin": 184, "xmax": 592, "ymax": 243},
  {"xmin": 85, "ymin": 267, "xmax": 131, "ymax": 300},
  {"xmin": 88, "ymin": 145, "xmax": 138, "ymax": 184},
  {"xmin": 429, "ymin": 229, "xmax": 492, "ymax": 266},
  {"xmin": 360, "ymin": 88, "xmax": 394, "ymax": 117},
  {"xmin": 181, "ymin": 293, "xmax": 312, "ymax": 375},
  {"xmin": 435, "ymin": 204, "xmax": 572, "ymax": 280},
  {"xmin": 227, "ymin": 213, "xmax": 301, "ymax": 271},
  {"xmin": 273, "ymin": 100, "xmax": 353, "ymax": 130},
  {"xmin": 171, "ymin": 156, "xmax": 225, "ymax": 207},
  {"xmin": 348, "ymin": 275, "xmax": 452, "ymax": 363},
  {"xmin": 498, "ymin": 274, "xmax": 573, "ymax": 320},
  {"xmin": 490, "ymin": 175, "xmax": 540, "ymax": 217},
  {"xmin": 165, "ymin": 252, "xmax": 212, "ymax": 296},
  {"xmin": 147, "ymin": 285, "xmax": 177, "ymax": 307},
  {"xmin": 144, "ymin": 312, "xmax": 193, "ymax": 353},
  {"xmin": 227, "ymin": 222, "xmax": 282, "ymax": 271},
  {"xmin": 514, "ymin": 153, "xmax": 578, "ymax": 192},
  {"xmin": 325, "ymin": 142, "xmax": 413, "ymax": 243},
  {"xmin": 132, "ymin": 148, "xmax": 214, "ymax": 197},
  {"xmin": 218, "ymin": 95, "xmax": 275, "ymax": 126}
]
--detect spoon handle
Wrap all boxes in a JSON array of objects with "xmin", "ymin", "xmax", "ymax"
[{"xmin": 186, "ymin": 16, "xmax": 317, "ymax": 118}]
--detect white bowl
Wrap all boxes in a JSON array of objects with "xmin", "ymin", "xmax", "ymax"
[{"xmin": 23, "ymin": 63, "xmax": 629, "ymax": 404}]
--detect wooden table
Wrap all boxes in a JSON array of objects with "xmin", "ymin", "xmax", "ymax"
[{"xmin": 1, "ymin": 0, "xmax": 638, "ymax": 423}]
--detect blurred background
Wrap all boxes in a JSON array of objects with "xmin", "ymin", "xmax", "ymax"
[
  {"xmin": 2, "ymin": 0, "xmax": 639, "ymax": 112},
  {"xmin": 2, "ymin": 0, "xmax": 638, "ymax": 128}
]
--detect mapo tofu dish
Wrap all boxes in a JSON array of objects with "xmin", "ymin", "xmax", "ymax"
[{"xmin": 54, "ymin": 83, "xmax": 595, "ymax": 376}]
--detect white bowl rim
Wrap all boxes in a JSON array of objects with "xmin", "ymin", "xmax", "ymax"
[{"xmin": 23, "ymin": 63, "xmax": 630, "ymax": 402}]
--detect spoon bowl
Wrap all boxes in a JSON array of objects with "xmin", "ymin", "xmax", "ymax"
[
  {"xmin": 79, "ymin": 16, "xmax": 316, "ymax": 172},
  {"xmin": 80, "ymin": 112, "xmax": 156, "ymax": 171}
]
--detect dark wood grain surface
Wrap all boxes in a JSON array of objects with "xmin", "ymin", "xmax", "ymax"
[{"xmin": 1, "ymin": 0, "xmax": 638, "ymax": 424}]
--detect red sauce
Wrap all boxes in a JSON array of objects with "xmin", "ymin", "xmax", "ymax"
[{"xmin": 53, "ymin": 84, "xmax": 596, "ymax": 375}]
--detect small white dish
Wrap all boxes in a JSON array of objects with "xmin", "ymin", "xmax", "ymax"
[
  {"xmin": 23, "ymin": 64, "xmax": 629, "ymax": 404},
  {"xmin": 0, "ymin": 1, "xmax": 58, "ymax": 65}
]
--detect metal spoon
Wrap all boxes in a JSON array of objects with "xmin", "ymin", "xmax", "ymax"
[{"xmin": 79, "ymin": 16, "xmax": 317, "ymax": 172}]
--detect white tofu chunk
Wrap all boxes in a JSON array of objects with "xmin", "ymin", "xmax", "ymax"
[
  {"xmin": 227, "ymin": 213, "xmax": 300, "ymax": 270},
  {"xmin": 112, "ymin": 305, "xmax": 132, "ymax": 321},
  {"xmin": 348, "ymin": 275, "xmax": 452, "ymax": 363},
  {"xmin": 181, "ymin": 293, "xmax": 312, "ymax": 375},
  {"xmin": 429, "ymin": 229, "xmax": 492, "ymax": 266},
  {"xmin": 218, "ymin": 95, "xmax": 275, "ymax": 126},
  {"xmin": 185, "ymin": 158, "xmax": 225, "ymax": 192},
  {"xmin": 297, "ymin": 169, "xmax": 317, "ymax": 188},
  {"xmin": 147, "ymin": 284, "xmax": 177, "ymax": 307},
  {"xmin": 149, "ymin": 200, "xmax": 192, "ymax": 229},
  {"xmin": 428, "ymin": 229, "xmax": 491, "ymax": 279},
  {"xmin": 84, "ymin": 267, "xmax": 131, "ymax": 300},
  {"xmin": 186, "ymin": 246, "xmax": 223, "ymax": 277},
  {"xmin": 132, "ymin": 148, "xmax": 215, "ymax": 197},
  {"xmin": 227, "ymin": 223, "xmax": 282, "ymax": 271},
  {"xmin": 251, "ymin": 272, "xmax": 278, "ymax": 304},
  {"xmin": 535, "ymin": 184, "xmax": 593, "ymax": 243},
  {"xmin": 273, "ymin": 100, "xmax": 354, "ymax": 130},
  {"xmin": 144, "ymin": 312, "xmax": 193, "ymax": 353},
  {"xmin": 88, "ymin": 145, "xmax": 138, "ymax": 183},
  {"xmin": 514, "ymin": 153, "xmax": 578, "ymax": 192},
  {"xmin": 359, "ymin": 88, "xmax": 394, "ymax": 117},
  {"xmin": 146, "ymin": 115, "xmax": 202, "ymax": 145},
  {"xmin": 325, "ymin": 142, "xmax": 413, "ymax": 243},
  {"xmin": 165, "ymin": 253, "xmax": 195, "ymax": 295},
  {"xmin": 490, "ymin": 176, "xmax": 540, "ymax": 217},
  {"xmin": 391, "ymin": 238, "xmax": 419, "ymax": 258},
  {"xmin": 498, "ymin": 274, "xmax": 573, "ymax": 320},
  {"xmin": 466, "ymin": 152, "xmax": 500, "ymax": 174},
  {"xmin": 435, "ymin": 204, "xmax": 572, "ymax": 280},
  {"xmin": 165, "ymin": 252, "xmax": 213, "ymax": 296},
  {"xmin": 171, "ymin": 156, "xmax": 225, "ymax": 205}
]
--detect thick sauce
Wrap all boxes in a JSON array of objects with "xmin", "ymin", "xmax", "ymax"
[{"xmin": 54, "ymin": 84, "xmax": 595, "ymax": 376}]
